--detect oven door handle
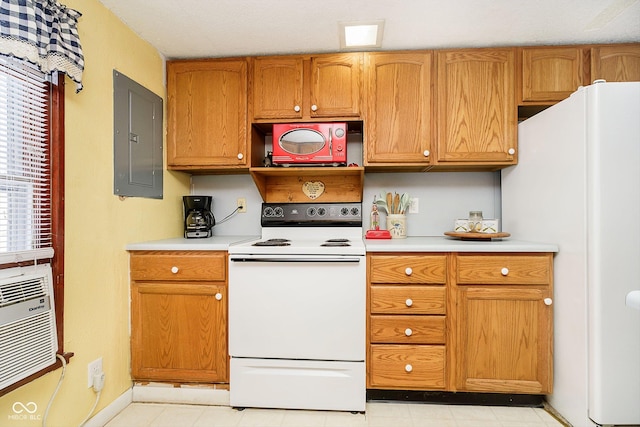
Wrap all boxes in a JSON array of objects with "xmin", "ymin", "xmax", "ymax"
[{"xmin": 230, "ymin": 256, "xmax": 361, "ymax": 263}]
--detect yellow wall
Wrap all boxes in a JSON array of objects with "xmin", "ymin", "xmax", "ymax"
[{"xmin": 0, "ymin": 1, "xmax": 189, "ymax": 426}]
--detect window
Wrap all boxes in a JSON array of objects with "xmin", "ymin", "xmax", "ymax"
[
  {"xmin": 0, "ymin": 55, "xmax": 66, "ymax": 395},
  {"xmin": 0, "ymin": 56, "xmax": 53, "ymax": 263}
]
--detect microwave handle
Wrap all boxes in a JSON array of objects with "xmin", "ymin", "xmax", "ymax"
[{"xmin": 329, "ymin": 127, "xmax": 333, "ymax": 153}]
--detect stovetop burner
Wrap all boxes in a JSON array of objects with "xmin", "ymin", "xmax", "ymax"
[
  {"xmin": 321, "ymin": 238, "xmax": 352, "ymax": 247},
  {"xmin": 253, "ymin": 238, "xmax": 291, "ymax": 247}
]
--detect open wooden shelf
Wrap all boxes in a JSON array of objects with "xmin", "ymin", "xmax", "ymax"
[{"xmin": 249, "ymin": 166, "xmax": 364, "ymax": 203}]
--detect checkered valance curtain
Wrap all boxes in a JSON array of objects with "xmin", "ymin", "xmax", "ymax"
[{"xmin": 0, "ymin": 0, "xmax": 83, "ymax": 91}]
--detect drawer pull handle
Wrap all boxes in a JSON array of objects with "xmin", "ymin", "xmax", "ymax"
[
  {"xmin": 405, "ymin": 328, "xmax": 413, "ymax": 337},
  {"xmin": 501, "ymin": 267, "xmax": 509, "ymax": 276},
  {"xmin": 171, "ymin": 266, "xmax": 179, "ymax": 274},
  {"xmin": 294, "ymin": 105, "xmax": 301, "ymax": 112},
  {"xmin": 405, "ymin": 298, "xmax": 413, "ymax": 307},
  {"xmin": 508, "ymin": 148, "xmax": 516, "ymax": 155},
  {"xmin": 215, "ymin": 293, "xmax": 223, "ymax": 301},
  {"xmin": 423, "ymin": 150, "xmax": 430, "ymax": 157},
  {"xmin": 544, "ymin": 297, "xmax": 552, "ymax": 306},
  {"xmin": 405, "ymin": 364, "xmax": 413, "ymax": 373},
  {"xmin": 237, "ymin": 153, "xmax": 244, "ymax": 160},
  {"xmin": 405, "ymin": 267, "xmax": 413, "ymax": 276},
  {"xmin": 311, "ymin": 104, "xmax": 318, "ymax": 112}
]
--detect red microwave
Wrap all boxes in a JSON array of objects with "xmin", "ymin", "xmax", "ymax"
[{"xmin": 272, "ymin": 123, "xmax": 347, "ymax": 166}]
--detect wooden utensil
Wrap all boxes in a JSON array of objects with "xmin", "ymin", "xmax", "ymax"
[
  {"xmin": 386, "ymin": 192, "xmax": 393, "ymax": 215},
  {"xmin": 393, "ymin": 193, "xmax": 400, "ymax": 214},
  {"xmin": 400, "ymin": 193, "xmax": 409, "ymax": 214}
]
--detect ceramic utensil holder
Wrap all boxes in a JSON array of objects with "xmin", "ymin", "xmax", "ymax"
[{"xmin": 386, "ymin": 214, "xmax": 407, "ymax": 238}]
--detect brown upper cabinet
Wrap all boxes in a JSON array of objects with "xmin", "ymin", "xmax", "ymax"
[
  {"xmin": 518, "ymin": 43, "xmax": 640, "ymax": 105},
  {"xmin": 250, "ymin": 53, "xmax": 363, "ymax": 121},
  {"xmin": 364, "ymin": 51, "xmax": 433, "ymax": 168},
  {"xmin": 591, "ymin": 44, "xmax": 640, "ymax": 83},
  {"xmin": 519, "ymin": 46, "xmax": 586, "ymax": 103},
  {"xmin": 167, "ymin": 58, "xmax": 249, "ymax": 171},
  {"xmin": 435, "ymin": 48, "xmax": 517, "ymax": 166}
]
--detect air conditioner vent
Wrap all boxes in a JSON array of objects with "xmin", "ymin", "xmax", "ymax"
[{"xmin": 0, "ymin": 275, "xmax": 48, "ymax": 308}]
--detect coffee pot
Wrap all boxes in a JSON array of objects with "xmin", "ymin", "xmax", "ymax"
[{"xmin": 183, "ymin": 195, "xmax": 215, "ymax": 238}]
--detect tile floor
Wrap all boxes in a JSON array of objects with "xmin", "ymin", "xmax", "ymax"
[{"xmin": 103, "ymin": 402, "xmax": 567, "ymax": 427}]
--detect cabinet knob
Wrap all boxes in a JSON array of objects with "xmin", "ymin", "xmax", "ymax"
[
  {"xmin": 405, "ymin": 364, "xmax": 413, "ymax": 373},
  {"xmin": 508, "ymin": 148, "xmax": 516, "ymax": 155},
  {"xmin": 215, "ymin": 293, "xmax": 223, "ymax": 301},
  {"xmin": 405, "ymin": 298, "xmax": 413, "ymax": 307},
  {"xmin": 237, "ymin": 153, "xmax": 244, "ymax": 160},
  {"xmin": 501, "ymin": 267, "xmax": 509, "ymax": 276},
  {"xmin": 423, "ymin": 150, "xmax": 430, "ymax": 157},
  {"xmin": 405, "ymin": 328, "xmax": 413, "ymax": 337},
  {"xmin": 294, "ymin": 105, "xmax": 301, "ymax": 112},
  {"xmin": 171, "ymin": 266, "xmax": 179, "ymax": 274},
  {"xmin": 405, "ymin": 267, "xmax": 413, "ymax": 276},
  {"xmin": 311, "ymin": 104, "xmax": 318, "ymax": 112},
  {"xmin": 544, "ymin": 297, "xmax": 552, "ymax": 306}
]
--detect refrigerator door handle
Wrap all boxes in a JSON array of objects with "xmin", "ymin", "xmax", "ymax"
[{"xmin": 626, "ymin": 290, "xmax": 640, "ymax": 310}]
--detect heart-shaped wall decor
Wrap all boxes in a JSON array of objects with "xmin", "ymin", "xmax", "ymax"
[{"xmin": 302, "ymin": 181, "xmax": 325, "ymax": 199}]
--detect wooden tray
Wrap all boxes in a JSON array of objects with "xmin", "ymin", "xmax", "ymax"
[{"xmin": 444, "ymin": 231, "xmax": 510, "ymax": 240}]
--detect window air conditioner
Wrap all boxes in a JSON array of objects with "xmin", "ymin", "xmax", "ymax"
[{"xmin": 0, "ymin": 264, "xmax": 58, "ymax": 390}]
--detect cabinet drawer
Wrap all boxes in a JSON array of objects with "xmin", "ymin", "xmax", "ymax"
[
  {"xmin": 130, "ymin": 251, "xmax": 226, "ymax": 282},
  {"xmin": 369, "ymin": 344, "xmax": 445, "ymax": 389},
  {"xmin": 369, "ymin": 255, "xmax": 446, "ymax": 284},
  {"xmin": 457, "ymin": 254, "xmax": 551, "ymax": 285},
  {"xmin": 370, "ymin": 315, "xmax": 445, "ymax": 344},
  {"xmin": 370, "ymin": 286, "xmax": 445, "ymax": 314}
]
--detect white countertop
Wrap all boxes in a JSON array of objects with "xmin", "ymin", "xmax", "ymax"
[
  {"xmin": 364, "ymin": 236, "xmax": 558, "ymax": 253},
  {"xmin": 126, "ymin": 235, "xmax": 259, "ymax": 251},
  {"xmin": 126, "ymin": 235, "xmax": 558, "ymax": 253}
]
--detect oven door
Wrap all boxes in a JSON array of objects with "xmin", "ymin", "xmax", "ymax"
[{"xmin": 228, "ymin": 254, "xmax": 365, "ymax": 361}]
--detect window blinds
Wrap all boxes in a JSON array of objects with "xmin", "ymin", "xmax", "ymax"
[{"xmin": 0, "ymin": 56, "xmax": 53, "ymax": 264}]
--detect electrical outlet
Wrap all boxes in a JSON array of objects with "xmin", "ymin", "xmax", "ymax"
[
  {"xmin": 409, "ymin": 198, "xmax": 419, "ymax": 214},
  {"xmin": 237, "ymin": 198, "xmax": 247, "ymax": 213},
  {"xmin": 87, "ymin": 357, "xmax": 103, "ymax": 388}
]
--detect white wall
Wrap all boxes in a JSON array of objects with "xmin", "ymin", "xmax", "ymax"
[{"xmin": 191, "ymin": 171, "xmax": 501, "ymax": 237}]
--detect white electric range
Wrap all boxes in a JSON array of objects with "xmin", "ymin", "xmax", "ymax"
[{"xmin": 228, "ymin": 202, "xmax": 366, "ymax": 412}]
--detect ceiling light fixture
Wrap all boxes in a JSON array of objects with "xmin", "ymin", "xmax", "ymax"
[{"xmin": 339, "ymin": 20, "xmax": 384, "ymax": 50}]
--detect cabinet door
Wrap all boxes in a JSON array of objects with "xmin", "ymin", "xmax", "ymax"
[
  {"xmin": 167, "ymin": 59, "xmax": 248, "ymax": 168},
  {"xmin": 310, "ymin": 53, "xmax": 362, "ymax": 118},
  {"xmin": 365, "ymin": 52, "xmax": 433, "ymax": 164},
  {"xmin": 131, "ymin": 282, "xmax": 227, "ymax": 383},
  {"xmin": 591, "ymin": 44, "xmax": 640, "ymax": 83},
  {"xmin": 251, "ymin": 56, "xmax": 304, "ymax": 120},
  {"xmin": 436, "ymin": 48, "xmax": 517, "ymax": 164},
  {"xmin": 520, "ymin": 47, "xmax": 585, "ymax": 102},
  {"xmin": 455, "ymin": 286, "xmax": 552, "ymax": 393}
]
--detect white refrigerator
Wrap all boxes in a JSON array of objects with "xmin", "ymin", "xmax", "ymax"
[{"xmin": 502, "ymin": 81, "xmax": 640, "ymax": 427}]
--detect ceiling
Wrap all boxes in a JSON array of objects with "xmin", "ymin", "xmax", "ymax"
[{"xmin": 97, "ymin": 0, "xmax": 640, "ymax": 59}]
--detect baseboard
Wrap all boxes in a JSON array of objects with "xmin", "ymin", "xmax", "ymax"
[
  {"xmin": 132, "ymin": 382, "xmax": 230, "ymax": 406},
  {"xmin": 83, "ymin": 388, "xmax": 132, "ymax": 427}
]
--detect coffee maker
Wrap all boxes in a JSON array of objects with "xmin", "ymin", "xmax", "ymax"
[{"xmin": 183, "ymin": 196, "xmax": 215, "ymax": 238}]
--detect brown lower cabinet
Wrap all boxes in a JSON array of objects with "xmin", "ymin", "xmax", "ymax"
[
  {"xmin": 129, "ymin": 251, "xmax": 228, "ymax": 383},
  {"xmin": 368, "ymin": 252, "xmax": 554, "ymax": 394}
]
